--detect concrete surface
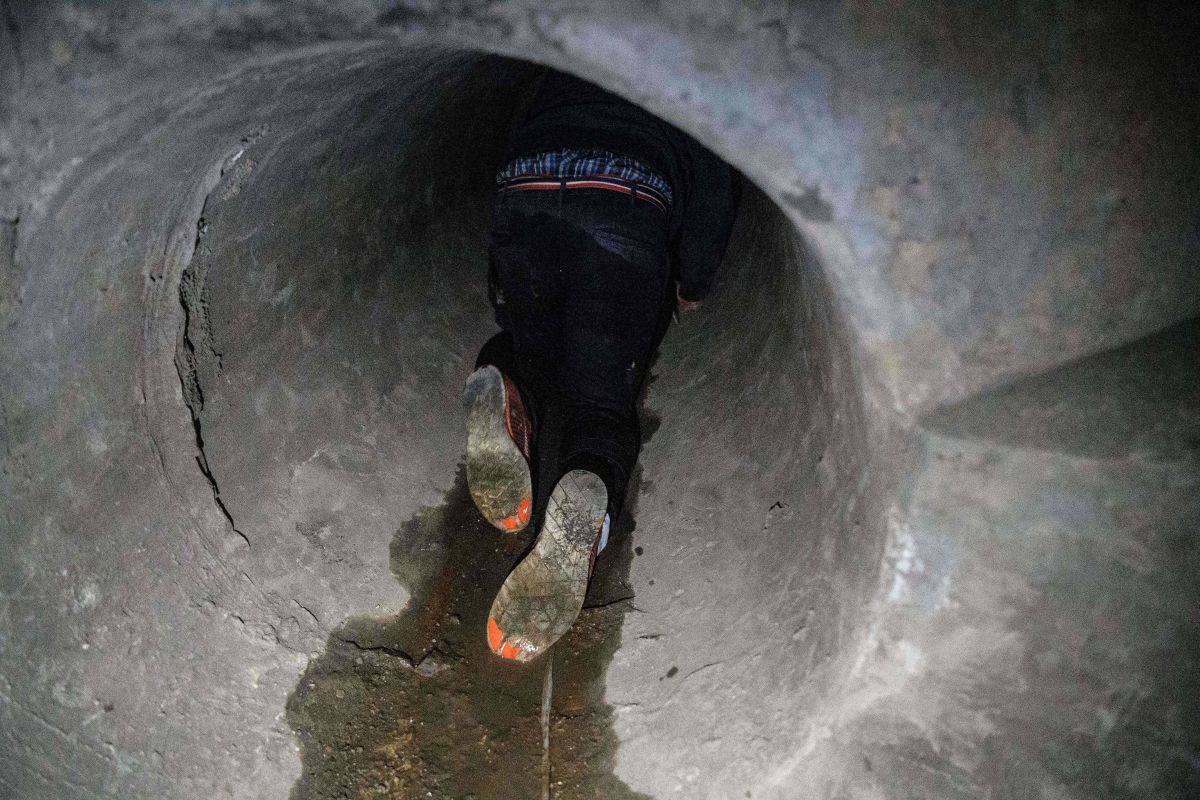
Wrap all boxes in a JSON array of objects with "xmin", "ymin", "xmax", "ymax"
[{"xmin": 0, "ymin": 1, "xmax": 1197, "ymax": 798}]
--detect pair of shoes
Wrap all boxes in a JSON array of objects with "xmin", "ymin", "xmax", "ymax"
[{"xmin": 463, "ymin": 365, "xmax": 608, "ymax": 663}]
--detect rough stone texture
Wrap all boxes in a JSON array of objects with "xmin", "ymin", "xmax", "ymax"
[{"xmin": 1, "ymin": 1, "xmax": 1197, "ymax": 799}]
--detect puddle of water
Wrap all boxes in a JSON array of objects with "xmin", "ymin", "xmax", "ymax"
[{"xmin": 287, "ymin": 461, "xmax": 653, "ymax": 799}]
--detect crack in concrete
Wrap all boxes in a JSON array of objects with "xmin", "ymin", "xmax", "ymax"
[
  {"xmin": 170, "ymin": 150, "xmax": 255, "ymax": 550},
  {"xmin": 140, "ymin": 140, "xmax": 260, "ymax": 574},
  {"xmin": 175, "ymin": 246, "xmax": 248, "ymax": 547},
  {"xmin": 332, "ymin": 634, "xmax": 453, "ymax": 676}
]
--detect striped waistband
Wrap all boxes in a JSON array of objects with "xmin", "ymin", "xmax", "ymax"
[{"xmin": 497, "ymin": 175, "xmax": 671, "ymax": 214}]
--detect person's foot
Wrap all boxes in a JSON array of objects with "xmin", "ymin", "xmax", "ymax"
[
  {"xmin": 464, "ymin": 364, "xmax": 533, "ymax": 532},
  {"xmin": 486, "ymin": 469, "xmax": 608, "ymax": 662}
]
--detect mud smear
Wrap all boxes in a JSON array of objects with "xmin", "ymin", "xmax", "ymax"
[{"xmin": 287, "ymin": 455, "xmax": 654, "ymax": 799}]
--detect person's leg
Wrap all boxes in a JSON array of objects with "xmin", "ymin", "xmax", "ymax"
[
  {"xmin": 475, "ymin": 188, "xmax": 670, "ymax": 521},
  {"xmin": 487, "ymin": 188, "xmax": 673, "ymax": 662},
  {"xmin": 557, "ymin": 190, "xmax": 673, "ymax": 525},
  {"xmin": 464, "ymin": 191, "xmax": 566, "ymax": 532},
  {"xmin": 463, "ymin": 356, "xmax": 535, "ymax": 532},
  {"xmin": 481, "ymin": 191, "xmax": 571, "ymax": 411}
]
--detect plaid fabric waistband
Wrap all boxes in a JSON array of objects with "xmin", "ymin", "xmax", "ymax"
[
  {"xmin": 496, "ymin": 149, "xmax": 674, "ymax": 205},
  {"xmin": 497, "ymin": 176, "xmax": 670, "ymax": 214}
]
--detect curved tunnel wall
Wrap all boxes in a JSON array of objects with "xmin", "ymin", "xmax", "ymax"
[
  {"xmin": 2, "ymin": 4, "xmax": 1198, "ymax": 799},
  {"xmin": 1, "ymin": 44, "xmax": 885, "ymax": 799}
]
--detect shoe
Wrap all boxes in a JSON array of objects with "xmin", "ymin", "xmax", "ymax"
[
  {"xmin": 486, "ymin": 469, "xmax": 608, "ymax": 662},
  {"xmin": 464, "ymin": 364, "xmax": 533, "ymax": 532}
]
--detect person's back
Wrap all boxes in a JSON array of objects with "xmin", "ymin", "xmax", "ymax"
[
  {"xmin": 508, "ymin": 71, "xmax": 738, "ymax": 302},
  {"xmin": 509, "ymin": 72, "xmax": 682, "ymax": 195},
  {"xmin": 462, "ymin": 68, "xmax": 738, "ymax": 662}
]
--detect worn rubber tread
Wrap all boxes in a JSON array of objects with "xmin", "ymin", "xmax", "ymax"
[
  {"xmin": 464, "ymin": 365, "xmax": 533, "ymax": 532},
  {"xmin": 487, "ymin": 470, "xmax": 607, "ymax": 662}
]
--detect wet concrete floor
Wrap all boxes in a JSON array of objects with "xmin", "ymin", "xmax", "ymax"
[{"xmin": 287, "ymin": 462, "xmax": 653, "ymax": 799}]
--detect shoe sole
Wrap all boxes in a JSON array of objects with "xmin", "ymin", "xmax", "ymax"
[
  {"xmin": 464, "ymin": 365, "xmax": 532, "ymax": 532},
  {"xmin": 487, "ymin": 470, "xmax": 607, "ymax": 662}
]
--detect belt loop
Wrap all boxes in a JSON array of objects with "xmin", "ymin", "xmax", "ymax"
[{"xmin": 558, "ymin": 176, "xmax": 565, "ymax": 213}]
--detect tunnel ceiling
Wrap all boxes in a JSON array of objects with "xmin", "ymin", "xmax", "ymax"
[{"xmin": 1, "ymin": 3, "xmax": 1198, "ymax": 800}]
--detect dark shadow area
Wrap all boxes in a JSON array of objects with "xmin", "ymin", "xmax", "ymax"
[
  {"xmin": 921, "ymin": 317, "xmax": 1200, "ymax": 461},
  {"xmin": 287, "ymin": 458, "xmax": 653, "ymax": 799}
]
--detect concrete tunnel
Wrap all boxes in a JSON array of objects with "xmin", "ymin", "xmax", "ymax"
[{"xmin": 1, "ymin": 3, "xmax": 1198, "ymax": 799}]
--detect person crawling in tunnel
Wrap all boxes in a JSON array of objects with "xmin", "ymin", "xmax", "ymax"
[{"xmin": 463, "ymin": 69, "xmax": 738, "ymax": 662}]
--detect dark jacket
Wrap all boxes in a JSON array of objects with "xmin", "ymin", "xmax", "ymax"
[{"xmin": 507, "ymin": 70, "xmax": 739, "ymax": 301}]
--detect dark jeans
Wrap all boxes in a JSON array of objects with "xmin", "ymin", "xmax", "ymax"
[{"xmin": 477, "ymin": 185, "xmax": 674, "ymax": 521}]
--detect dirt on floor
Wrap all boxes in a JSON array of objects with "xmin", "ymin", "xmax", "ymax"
[{"xmin": 287, "ymin": 464, "xmax": 652, "ymax": 800}]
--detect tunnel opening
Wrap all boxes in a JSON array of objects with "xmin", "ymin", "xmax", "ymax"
[
  {"xmin": 157, "ymin": 46, "xmax": 882, "ymax": 797},
  {"xmin": 3, "ymin": 42, "xmax": 888, "ymax": 799}
]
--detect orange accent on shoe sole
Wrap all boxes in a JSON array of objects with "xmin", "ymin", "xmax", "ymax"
[
  {"xmin": 487, "ymin": 616, "xmax": 524, "ymax": 660},
  {"xmin": 487, "ymin": 616, "xmax": 504, "ymax": 653},
  {"xmin": 498, "ymin": 495, "xmax": 531, "ymax": 532}
]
